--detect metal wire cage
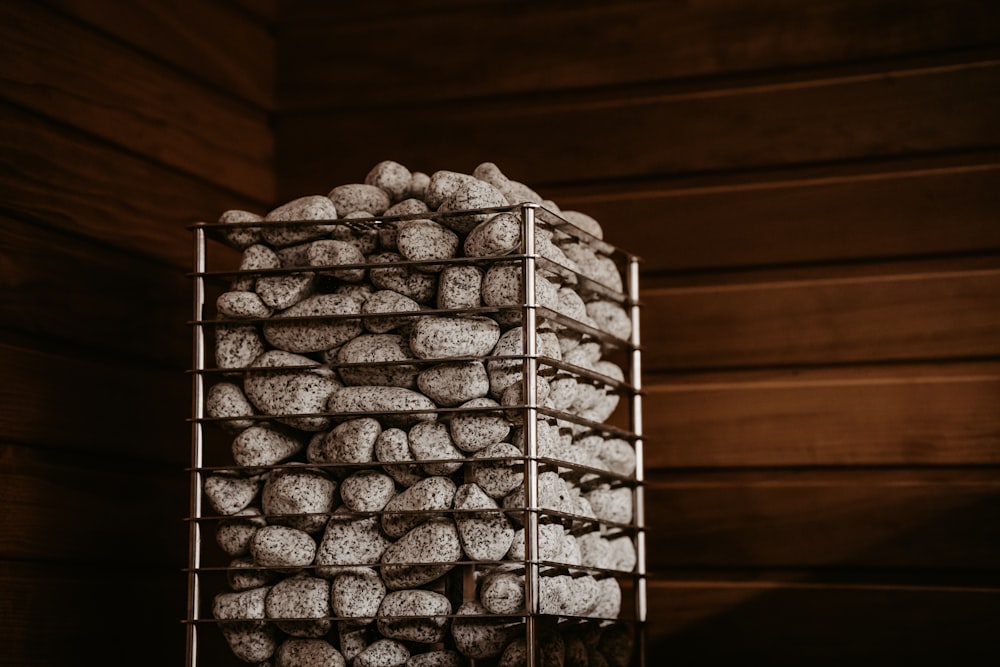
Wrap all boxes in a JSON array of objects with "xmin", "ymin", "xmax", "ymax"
[{"xmin": 187, "ymin": 202, "xmax": 646, "ymax": 666}]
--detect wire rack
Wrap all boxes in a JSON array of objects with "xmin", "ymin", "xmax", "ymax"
[{"xmin": 187, "ymin": 203, "xmax": 646, "ymax": 666}]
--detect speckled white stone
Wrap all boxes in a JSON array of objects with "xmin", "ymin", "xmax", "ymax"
[
  {"xmin": 453, "ymin": 483, "xmax": 514, "ymax": 561},
  {"xmin": 353, "ymin": 639, "xmax": 410, "ymax": 667},
  {"xmin": 207, "ymin": 382, "xmax": 256, "ymax": 431},
  {"xmin": 463, "ymin": 212, "xmax": 521, "ymax": 257},
  {"xmin": 574, "ymin": 435, "xmax": 635, "ymax": 477},
  {"xmin": 312, "ymin": 417, "xmax": 382, "ymax": 464},
  {"xmin": 315, "ymin": 509, "xmax": 392, "ymax": 576},
  {"xmin": 266, "ymin": 575, "xmax": 333, "ymax": 637},
  {"xmin": 479, "ymin": 567, "xmax": 524, "ymax": 614},
  {"xmin": 336, "ymin": 334, "xmax": 420, "ymax": 388},
  {"xmin": 481, "ymin": 263, "xmax": 560, "ymax": 325},
  {"xmin": 338, "ymin": 622, "xmax": 369, "ymax": 662},
  {"xmin": 275, "ymin": 638, "xmax": 345, "ymax": 667},
  {"xmin": 328, "ymin": 183, "xmax": 391, "ymax": 216},
  {"xmin": 560, "ymin": 210, "xmax": 604, "ymax": 239},
  {"xmin": 381, "ymin": 475, "xmax": 456, "ymax": 538},
  {"xmin": 256, "ymin": 271, "xmax": 317, "ymax": 311},
  {"xmin": 583, "ymin": 485, "xmax": 632, "ymax": 525},
  {"xmin": 470, "ymin": 442, "xmax": 523, "ymax": 499},
  {"xmin": 331, "ymin": 567, "xmax": 386, "ymax": 626},
  {"xmin": 423, "ymin": 170, "xmax": 480, "ymax": 210},
  {"xmin": 450, "ymin": 398, "xmax": 510, "ymax": 453},
  {"xmin": 262, "ymin": 466, "xmax": 336, "ymax": 533},
  {"xmin": 215, "ymin": 324, "xmax": 267, "ymax": 370},
  {"xmin": 437, "ymin": 264, "xmax": 483, "ymax": 310},
  {"xmin": 450, "ymin": 600, "xmax": 515, "ymax": 659},
  {"xmin": 409, "ymin": 315, "xmax": 501, "ymax": 360},
  {"xmin": 204, "ymin": 472, "xmax": 261, "ymax": 516},
  {"xmin": 368, "ymin": 252, "xmax": 438, "ymax": 303},
  {"xmin": 232, "ymin": 423, "xmax": 303, "ymax": 467},
  {"xmin": 473, "ymin": 162, "xmax": 543, "ymax": 206},
  {"xmin": 261, "ymin": 195, "xmax": 339, "ymax": 247},
  {"xmin": 498, "ymin": 632, "xmax": 565, "ymax": 667},
  {"xmin": 377, "ymin": 589, "xmax": 452, "ymax": 643},
  {"xmin": 328, "ymin": 386, "xmax": 438, "ymax": 428},
  {"xmin": 227, "ymin": 555, "xmax": 274, "ymax": 591},
  {"xmin": 408, "ymin": 421, "xmax": 465, "ymax": 475},
  {"xmin": 417, "ymin": 361, "xmax": 489, "ymax": 407},
  {"xmin": 507, "ymin": 523, "xmax": 573, "ymax": 564},
  {"xmin": 539, "ymin": 574, "xmax": 599, "ymax": 617},
  {"xmin": 218, "ymin": 209, "xmax": 264, "ymax": 249},
  {"xmin": 366, "ymin": 160, "xmax": 413, "ymax": 203},
  {"xmin": 396, "ymin": 218, "xmax": 459, "ymax": 272},
  {"xmin": 217, "ymin": 506, "xmax": 267, "ymax": 557},
  {"xmin": 340, "ymin": 470, "xmax": 396, "ymax": 512},
  {"xmin": 213, "ymin": 585, "xmax": 269, "ymax": 621},
  {"xmin": 438, "ymin": 179, "xmax": 510, "ymax": 234},
  {"xmin": 217, "ymin": 290, "xmax": 274, "ymax": 319},
  {"xmin": 263, "ymin": 293, "xmax": 363, "ymax": 353},
  {"xmin": 381, "ymin": 517, "xmax": 462, "ymax": 590},
  {"xmin": 585, "ymin": 300, "xmax": 632, "ymax": 341},
  {"xmin": 244, "ymin": 350, "xmax": 341, "ymax": 431},
  {"xmin": 560, "ymin": 243, "xmax": 622, "ymax": 292},
  {"xmin": 250, "ymin": 525, "xmax": 316, "ymax": 572},
  {"xmin": 404, "ymin": 650, "xmax": 464, "ymax": 667},
  {"xmin": 486, "ymin": 327, "xmax": 562, "ymax": 398},
  {"xmin": 589, "ymin": 577, "xmax": 622, "ymax": 619},
  {"xmin": 374, "ymin": 427, "xmax": 425, "ymax": 488},
  {"xmin": 220, "ymin": 621, "xmax": 279, "ymax": 664},
  {"xmin": 304, "ymin": 239, "xmax": 366, "ymax": 282},
  {"xmin": 361, "ymin": 290, "xmax": 422, "ymax": 334}
]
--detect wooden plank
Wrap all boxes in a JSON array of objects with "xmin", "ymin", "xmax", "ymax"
[
  {"xmin": 0, "ymin": 215, "xmax": 191, "ymax": 366},
  {"xmin": 647, "ymin": 577, "xmax": 1000, "ymax": 665},
  {"xmin": 0, "ymin": 560, "xmax": 190, "ymax": 667},
  {"xmin": 226, "ymin": 0, "xmax": 279, "ymax": 24},
  {"xmin": 642, "ymin": 267, "xmax": 1000, "ymax": 371},
  {"xmin": 279, "ymin": 0, "xmax": 1000, "ymax": 109},
  {"xmin": 0, "ymin": 0, "xmax": 274, "ymax": 200},
  {"xmin": 44, "ymin": 0, "xmax": 274, "ymax": 109},
  {"xmin": 0, "ymin": 341, "xmax": 189, "ymax": 461},
  {"xmin": 643, "ymin": 362, "xmax": 1000, "ymax": 468},
  {"xmin": 0, "ymin": 443, "xmax": 188, "ymax": 563},
  {"xmin": 276, "ymin": 58, "xmax": 1000, "ymax": 198},
  {"xmin": 645, "ymin": 468, "xmax": 1000, "ymax": 569},
  {"xmin": 0, "ymin": 101, "xmax": 249, "ymax": 269},
  {"xmin": 551, "ymin": 158, "xmax": 1000, "ymax": 273}
]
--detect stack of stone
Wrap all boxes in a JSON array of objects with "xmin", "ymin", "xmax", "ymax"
[{"xmin": 198, "ymin": 161, "xmax": 641, "ymax": 667}]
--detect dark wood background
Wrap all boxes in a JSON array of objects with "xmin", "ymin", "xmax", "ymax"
[{"xmin": 1, "ymin": 1, "xmax": 998, "ymax": 664}]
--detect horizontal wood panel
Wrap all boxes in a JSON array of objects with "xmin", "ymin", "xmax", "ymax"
[
  {"xmin": 552, "ymin": 159, "xmax": 1000, "ymax": 273},
  {"xmin": 0, "ymin": 101, "xmax": 249, "ymax": 269},
  {"xmin": 645, "ymin": 468, "xmax": 1000, "ymax": 569},
  {"xmin": 0, "ymin": 444, "xmax": 188, "ymax": 563},
  {"xmin": 0, "ymin": 215, "xmax": 191, "ymax": 366},
  {"xmin": 44, "ymin": 0, "xmax": 274, "ymax": 108},
  {"xmin": 643, "ymin": 362, "xmax": 1000, "ymax": 467},
  {"xmin": 647, "ymin": 577, "xmax": 1000, "ymax": 665},
  {"xmin": 276, "ymin": 58, "xmax": 1000, "ymax": 198},
  {"xmin": 0, "ymin": 560, "xmax": 189, "ymax": 667},
  {"xmin": 0, "ymin": 0, "xmax": 274, "ymax": 199},
  {"xmin": 280, "ymin": 0, "xmax": 1000, "ymax": 109},
  {"xmin": 0, "ymin": 341, "xmax": 189, "ymax": 461},
  {"xmin": 642, "ymin": 267, "xmax": 1000, "ymax": 370}
]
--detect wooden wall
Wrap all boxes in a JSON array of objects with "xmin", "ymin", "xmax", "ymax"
[
  {"xmin": 2, "ymin": 1, "xmax": 997, "ymax": 665},
  {"xmin": 275, "ymin": 1, "xmax": 1000, "ymax": 664},
  {"xmin": 0, "ymin": 1, "xmax": 275, "ymax": 665}
]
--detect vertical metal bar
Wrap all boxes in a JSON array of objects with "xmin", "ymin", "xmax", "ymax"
[
  {"xmin": 187, "ymin": 226, "xmax": 207, "ymax": 667},
  {"xmin": 627, "ymin": 255, "xmax": 647, "ymax": 666},
  {"xmin": 520, "ymin": 203, "xmax": 540, "ymax": 667}
]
